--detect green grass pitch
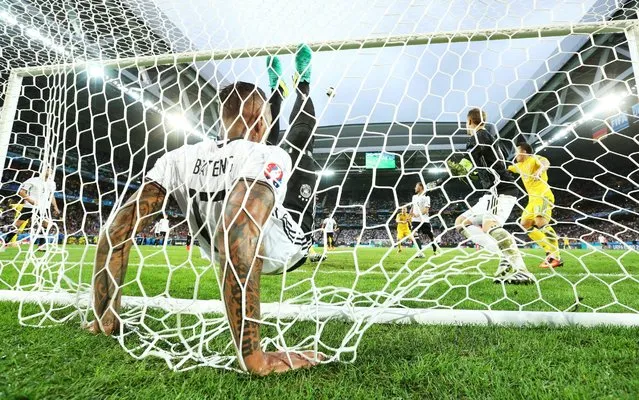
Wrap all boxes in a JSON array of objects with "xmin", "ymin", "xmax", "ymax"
[{"xmin": 1, "ymin": 245, "xmax": 639, "ymax": 399}]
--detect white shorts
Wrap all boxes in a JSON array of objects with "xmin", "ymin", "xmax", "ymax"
[
  {"xmin": 202, "ymin": 207, "xmax": 311, "ymax": 275},
  {"xmin": 260, "ymin": 207, "xmax": 311, "ymax": 274},
  {"xmin": 461, "ymin": 194, "xmax": 517, "ymax": 226}
]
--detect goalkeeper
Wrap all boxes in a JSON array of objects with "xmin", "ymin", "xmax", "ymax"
[
  {"xmin": 86, "ymin": 45, "xmax": 324, "ymax": 375},
  {"xmin": 447, "ymin": 108, "xmax": 534, "ymax": 284},
  {"xmin": 265, "ymin": 44, "xmax": 323, "ymax": 264},
  {"xmin": 509, "ymin": 142, "xmax": 562, "ymax": 269}
]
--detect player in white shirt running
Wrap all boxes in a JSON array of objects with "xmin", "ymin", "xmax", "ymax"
[
  {"xmin": 599, "ymin": 234, "xmax": 609, "ymax": 250},
  {"xmin": 153, "ymin": 215, "xmax": 170, "ymax": 246},
  {"xmin": 410, "ymin": 182, "xmax": 438, "ymax": 256},
  {"xmin": 87, "ymin": 46, "xmax": 323, "ymax": 375},
  {"xmin": 321, "ymin": 216, "xmax": 338, "ymax": 250},
  {"xmin": 3, "ymin": 168, "xmax": 59, "ymax": 248}
]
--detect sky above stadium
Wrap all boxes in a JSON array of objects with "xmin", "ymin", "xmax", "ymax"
[{"xmin": 148, "ymin": 0, "xmax": 620, "ymax": 129}]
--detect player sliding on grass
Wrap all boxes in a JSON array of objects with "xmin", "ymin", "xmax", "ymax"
[
  {"xmin": 509, "ymin": 142, "xmax": 563, "ymax": 268},
  {"xmin": 447, "ymin": 108, "xmax": 534, "ymax": 284},
  {"xmin": 87, "ymin": 44, "xmax": 324, "ymax": 375}
]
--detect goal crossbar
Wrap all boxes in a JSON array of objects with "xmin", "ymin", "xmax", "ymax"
[{"xmin": 11, "ymin": 19, "xmax": 637, "ymax": 77}]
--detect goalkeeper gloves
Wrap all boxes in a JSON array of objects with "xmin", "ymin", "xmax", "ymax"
[
  {"xmin": 447, "ymin": 159, "xmax": 472, "ymax": 176},
  {"xmin": 459, "ymin": 158, "xmax": 473, "ymax": 172}
]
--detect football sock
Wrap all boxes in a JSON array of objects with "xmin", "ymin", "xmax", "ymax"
[
  {"xmin": 489, "ymin": 227, "xmax": 528, "ymax": 272},
  {"xmin": 460, "ymin": 225, "xmax": 500, "ymax": 255},
  {"xmin": 540, "ymin": 224, "xmax": 560, "ymax": 258},
  {"xmin": 528, "ymin": 228, "xmax": 550, "ymax": 253}
]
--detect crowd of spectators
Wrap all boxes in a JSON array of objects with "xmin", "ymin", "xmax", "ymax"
[{"xmin": 1, "ymin": 166, "xmax": 637, "ymax": 249}]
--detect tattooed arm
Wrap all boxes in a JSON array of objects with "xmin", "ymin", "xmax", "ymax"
[
  {"xmin": 216, "ymin": 178, "xmax": 321, "ymax": 375},
  {"xmin": 86, "ymin": 181, "xmax": 165, "ymax": 335}
]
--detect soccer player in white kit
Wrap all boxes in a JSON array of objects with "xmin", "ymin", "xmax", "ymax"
[
  {"xmin": 321, "ymin": 216, "xmax": 338, "ymax": 250},
  {"xmin": 410, "ymin": 182, "xmax": 438, "ymax": 256},
  {"xmin": 3, "ymin": 168, "xmax": 59, "ymax": 248},
  {"xmin": 86, "ymin": 79, "xmax": 322, "ymax": 375},
  {"xmin": 599, "ymin": 234, "xmax": 609, "ymax": 250},
  {"xmin": 153, "ymin": 215, "xmax": 170, "ymax": 246}
]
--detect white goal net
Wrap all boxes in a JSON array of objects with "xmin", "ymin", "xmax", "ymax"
[{"xmin": 1, "ymin": 0, "xmax": 638, "ymax": 372}]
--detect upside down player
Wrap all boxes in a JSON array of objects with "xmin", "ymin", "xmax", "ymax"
[
  {"xmin": 266, "ymin": 44, "xmax": 324, "ymax": 263},
  {"xmin": 86, "ymin": 45, "xmax": 324, "ymax": 375},
  {"xmin": 447, "ymin": 108, "xmax": 534, "ymax": 284},
  {"xmin": 509, "ymin": 142, "xmax": 563, "ymax": 268}
]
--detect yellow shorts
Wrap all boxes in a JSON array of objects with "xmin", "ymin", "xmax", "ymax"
[
  {"xmin": 522, "ymin": 196, "xmax": 553, "ymax": 221},
  {"xmin": 397, "ymin": 227, "xmax": 411, "ymax": 240}
]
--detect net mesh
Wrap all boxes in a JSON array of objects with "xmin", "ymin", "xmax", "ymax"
[{"xmin": 0, "ymin": 0, "xmax": 638, "ymax": 371}]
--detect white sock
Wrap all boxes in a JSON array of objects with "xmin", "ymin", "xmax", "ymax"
[
  {"xmin": 460, "ymin": 225, "xmax": 500, "ymax": 255},
  {"xmin": 488, "ymin": 227, "xmax": 528, "ymax": 272}
]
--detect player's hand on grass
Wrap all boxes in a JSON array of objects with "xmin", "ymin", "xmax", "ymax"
[
  {"xmin": 82, "ymin": 311, "xmax": 120, "ymax": 335},
  {"xmin": 245, "ymin": 350, "xmax": 325, "ymax": 376}
]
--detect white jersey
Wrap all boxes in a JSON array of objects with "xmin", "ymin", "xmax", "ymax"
[
  {"xmin": 411, "ymin": 192, "xmax": 431, "ymax": 223},
  {"xmin": 322, "ymin": 217, "xmax": 337, "ymax": 233},
  {"xmin": 21, "ymin": 176, "xmax": 56, "ymax": 212},
  {"xmin": 146, "ymin": 138, "xmax": 310, "ymax": 274},
  {"xmin": 599, "ymin": 235, "xmax": 607, "ymax": 243},
  {"xmin": 155, "ymin": 218, "xmax": 170, "ymax": 234}
]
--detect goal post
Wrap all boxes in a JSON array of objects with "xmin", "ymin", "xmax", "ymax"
[{"xmin": 1, "ymin": 12, "xmax": 639, "ymax": 372}]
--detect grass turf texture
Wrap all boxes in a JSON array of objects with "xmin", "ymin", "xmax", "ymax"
[
  {"xmin": 1, "ymin": 246, "xmax": 639, "ymax": 398},
  {"xmin": 1, "ymin": 300, "xmax": 639, "ymax": 399},
  {"xmin": 2, "ymin": 245, "xmax": 639, "ymax": 312}
]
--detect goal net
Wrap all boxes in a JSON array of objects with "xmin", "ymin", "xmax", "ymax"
[{"xmin": 1, "ymin": 0, "xmax": 639, "ymax": 371}]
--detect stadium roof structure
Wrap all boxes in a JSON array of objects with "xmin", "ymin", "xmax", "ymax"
[
  {"xmin": 152, "ymin": 0, "xmax": 631, "ymax": 126},
  {"xmin": 0, "ymin": 0, "xmax": 637, "ymax": 185}
]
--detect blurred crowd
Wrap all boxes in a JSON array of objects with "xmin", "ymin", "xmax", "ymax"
[{"xmin": 1, "ymin": 166, "xmax": 637, "ymax": 249}]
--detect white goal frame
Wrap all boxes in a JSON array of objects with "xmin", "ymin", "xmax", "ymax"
[{"xmin": 2, "ymin": 19, "xmax": 639, "ymax": 328}]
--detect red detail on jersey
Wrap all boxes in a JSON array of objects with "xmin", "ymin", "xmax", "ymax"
[{"xmin": 264, "ymin": 162, "xmax": 284, "ymax": 188}]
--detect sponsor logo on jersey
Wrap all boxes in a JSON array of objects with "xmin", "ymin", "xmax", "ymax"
[
  {"xmin": 300, "ymin": 184, "xmax": 312, "ymax": 199},
  {"xmin": 264, "ymin": 163, "xmax": 284, "ymax": 188}
]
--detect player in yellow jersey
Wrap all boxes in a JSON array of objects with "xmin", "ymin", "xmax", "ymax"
[
  {"xmin": 562, "ymin": 237, "xmax": 570, "ymax": 250},
  {"xmin": 395, "ymin": 207, "xmax": 412, "ymax": 253},
  {"xmin": 1, "ymin": 200, "xmax": 30, "ymax": 249},
  {"xmin": 509, "ymin": 142, "xmax": 563, "ymax": 268}
]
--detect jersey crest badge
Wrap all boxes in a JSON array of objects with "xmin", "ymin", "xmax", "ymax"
[{"xmin": 300, "ymin": 184, "xmax": 312, "ymax": 199}]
